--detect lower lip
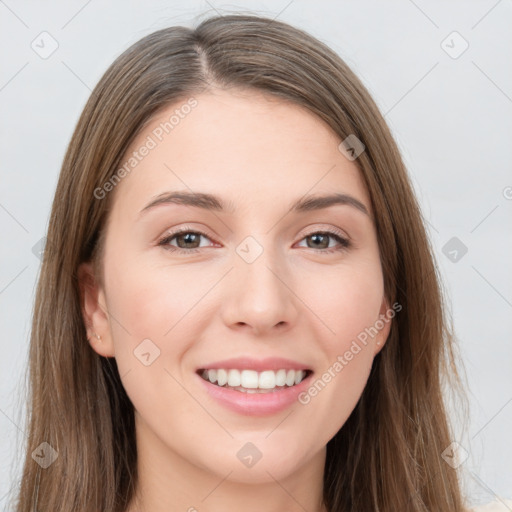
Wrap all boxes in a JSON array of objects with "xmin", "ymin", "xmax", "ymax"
[{"xmin": 196, "ymin": 372, "xmax": 313, "ymax": 416}]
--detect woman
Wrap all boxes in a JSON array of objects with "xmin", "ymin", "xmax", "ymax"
[{"xmin": 12, "ymin": 12, "xmax": 503, "ymax": 512}]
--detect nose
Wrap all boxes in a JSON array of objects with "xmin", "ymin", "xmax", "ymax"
[{"xmin": 221, "ymin": 244, "xmax": 299, "ymax": 336}]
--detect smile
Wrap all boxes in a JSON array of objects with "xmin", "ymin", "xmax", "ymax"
[{"xmin": 198, "ymin": 368, "xmax": 312, "ymax": 393}]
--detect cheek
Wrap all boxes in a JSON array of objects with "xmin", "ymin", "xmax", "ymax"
[
  {"xmin": 104, "ymin": 253, "xmax": 216, "ymax": 349},
  {"xmin": 300, "ymin": 260, "xmax": 385, "ymax": 344},
  {"xmin": 102, "ymin": 258, "xmax": 209, "ymax": 428},
  {"xmin": 102, "ymin": 252, "xmax": 226, "ymax": 418},
  {"xmin": 294, "ymin": 263, "xmax": 383, "ymax": 424}
]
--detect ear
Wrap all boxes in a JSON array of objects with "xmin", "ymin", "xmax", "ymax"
[
  {"xmin": 77, "ymin": 262, "xmax": 115, "ymax": 358},
  {"xmin": 374, "ymin": 296, "xmax": 393, "ymax": 356}
]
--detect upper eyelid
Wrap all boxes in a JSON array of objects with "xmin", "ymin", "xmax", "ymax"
[
  {"xmin": 163, "ymin": 221, "xmax": 349, "ymax": 235},
  {"xmin": 161, "ymin": 226, "xmax": 216, "ymax": 242}
]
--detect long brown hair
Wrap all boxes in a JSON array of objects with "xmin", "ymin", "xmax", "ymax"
[{"xmin": 12, "ymin": 13, "xmax": 468, "ymax": 511}]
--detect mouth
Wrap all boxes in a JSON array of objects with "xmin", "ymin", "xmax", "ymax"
[{"xmin": 196, "ymin": 368, "xmax": 314, "ymax": 394}]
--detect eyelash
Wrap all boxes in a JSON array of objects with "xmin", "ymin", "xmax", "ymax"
[{"xmin": 157, "ymin": 227, "xmax": 351, "ymax": 255}]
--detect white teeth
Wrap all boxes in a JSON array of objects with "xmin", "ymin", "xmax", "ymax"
[
  {"xmin": 275, "ymin": 369, "xmax": 287, "ymax": 386},
  {"xmin": 240, "ymin": 370, "xmax": 259, "ymax": 388},
  {"xmin": 200, "ymin": 368, "xmax": 309, "ymax": 390},
  {"xmin": 227, "ymin": 369, "xmax": 241, "ymax": 387},
  {"xmin": 258, "ymin": 370, "xmax": 275, "ymax": 389},
  {"xmin": 285, "ymin": 369, "xmax": 295, "ymax": 387},
  {"xmin": 207, "ymin": 369, "xmax": 217, "ymax": 384},
  {"xmin": 217, "ymin": 369, "xmax": 228, "ymax": 386}
]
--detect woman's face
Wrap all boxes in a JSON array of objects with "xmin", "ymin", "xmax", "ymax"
[{"xmin": 80, "ymin": 88, "xmax": 391, "ymax": 486}]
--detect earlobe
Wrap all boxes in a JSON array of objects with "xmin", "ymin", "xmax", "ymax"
[{"xmin": 77, "ymin": 262, "xmax": 115, "ymax": 358}]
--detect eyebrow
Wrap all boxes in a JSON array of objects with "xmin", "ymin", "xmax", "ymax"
[{"xmin": 139, "ymin": 191, "xmax": 369, "ymax": 217}]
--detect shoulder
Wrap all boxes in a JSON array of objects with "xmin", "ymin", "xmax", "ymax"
[{"xmin": 471, "ymin": 499, "xmax": 512, "ymax": 511}]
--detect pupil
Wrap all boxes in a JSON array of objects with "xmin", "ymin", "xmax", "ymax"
[
  {"xmin": 310, "ymin": 234, "xmax": 327, "ymax": 249},
  {"xmin": 181, "ymin": 233, "xmax": 198, "ymax": 247}
]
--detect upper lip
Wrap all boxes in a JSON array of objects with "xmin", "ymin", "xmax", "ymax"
[{"xmin": 197, "ymin": 357, "xmax": 312, "ymax": 372}]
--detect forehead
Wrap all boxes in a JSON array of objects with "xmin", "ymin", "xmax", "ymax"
[{"xmin": 107, "ymin": 88, "xmax": 371, "ymax": 221}]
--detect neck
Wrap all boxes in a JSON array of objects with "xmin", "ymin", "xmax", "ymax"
[{"xmin": 125, "ymin": 413, "xmax": 328, "ymax": 512}]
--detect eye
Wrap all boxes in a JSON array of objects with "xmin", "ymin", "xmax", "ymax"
[
  {"xmin": 157, "ymin": 227, "xmax": 351, "ymax": 255},
  {"xmin": 296, "ymin": 230, "xmax": 351, "ymax": 254},
  {"xmin": 158, "ymin": 229, "xmax": 215, "ymax": 254}
]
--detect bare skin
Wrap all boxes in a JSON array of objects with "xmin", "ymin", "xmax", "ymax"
[{"xmin": 79, "ymin": 88, "xmax": 391, "ymax": 512}]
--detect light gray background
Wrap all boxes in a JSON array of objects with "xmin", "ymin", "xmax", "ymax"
[{"xmin": 1, "ymin": 0, "xmax": 511, "ymax": 509}]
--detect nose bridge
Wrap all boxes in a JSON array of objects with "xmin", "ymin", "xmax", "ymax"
[{"xmin": 222, "ymin": 233, "xmax": 297, "ymax": 332}]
